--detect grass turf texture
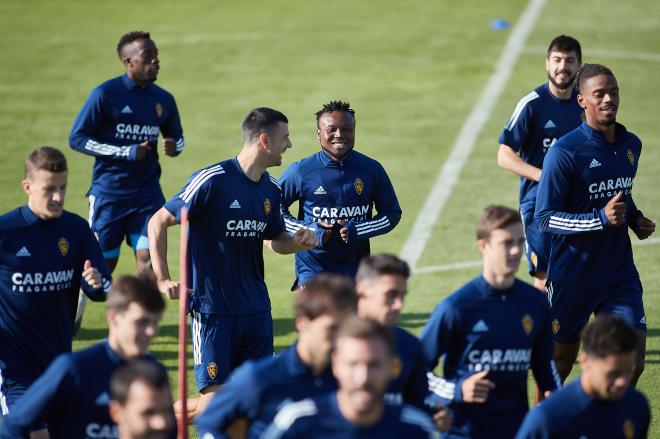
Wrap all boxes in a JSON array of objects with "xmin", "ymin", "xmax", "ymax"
[{"xmin": 1, "ymin": 0, "xmax": 659, "ymax": 436}]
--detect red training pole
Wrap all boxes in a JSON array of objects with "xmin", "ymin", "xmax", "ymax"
[{"xmin": 177, "ymin": 208, "xmax": 190, "ymax": 439}]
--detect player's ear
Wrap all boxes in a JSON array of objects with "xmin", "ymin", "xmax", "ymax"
[
  {"xmin": 316, "ymin": 128, "xmax": 321, "ymax": 141},
  {"xmin": 295, "ymin": 315, "xmax": 310, "ymax": 333},
  {"xmin": 577, "ymin": 94, "xmax": 586, "ymax": 109},
  {"xmin": 578, "ymin": 351, "xmax": 589, "ymax": 370},
  {"xmin": 258, "ymin": 132, "xmax": 270, "ymax": 149},
  {"xmin": 108, "ymin": 400, "xmax": 123, "ymax": 424},
  {"xmin": 21, "ymin": 179, "xmax": 31, "ymax": 195},
  {"xmin": 476, "ymin": 238, "xmax": 488, "ymax": 254}
]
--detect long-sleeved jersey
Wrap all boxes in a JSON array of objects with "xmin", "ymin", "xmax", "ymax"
[
  {"xmin": 0, "ymin": 206, "xmax": 111, "ymax": 382},
  {"xmin": 515, "ymin": 377, "xmax": 650, "ymax": 439},
  {"xmin": 263, "ymin": 393, "xmax": 436, "ymax": 439},
  {"xmin": 535, "ymin": 122, "xmax": 642, "ymax": 284},
  {"xmin": 0, "ymin": 341, "xmax": 162, "ymax": 439},
  {"xmin": 195, "ymin": 343, "xmax": 338, "ymax": 438},
  {"xmin": 279, "ymin": 150, "xmax": 401, "ymax": 286},
  {"xmin": 165, "ymin": 158, "xmax": 285, "ymax": 315},
  {"xmin": 69, "ymin": 74, "xmax": 184, "ymax": 200},
  {"xmin": 499, "ymin": 83, "xmax": 583, "ymax": 206},
  {"xmin": 419, "ymin": 276, "xmax": 560, "ymax": 439}
]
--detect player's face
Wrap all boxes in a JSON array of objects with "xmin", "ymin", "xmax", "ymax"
[
  {"xmin": 115, "ymin": 380, "xmax": 175, "ymax": 439},
  {"xmin": 264, "ymin": 121, "xmax": 292, "ymax": 167},
  {"xmin": 110, "ymin": 302, "xmax": 161, "ymax": 358},
  {"xmin": 332, "ymin": 336, "xmax": 393, "ymax": 417},
  {"xmin": 317, "ymin": 111, "xmax": 355, "ymax": 161},
  {"xmin": 581, "ymin": 351, "xmax": 636, "ymax": 400},
  {"xmin": 357, "ymin": 274, "xmax": 407, "ymax": 326},
  {"xmin": 125, "ymin": 39, "xmax": 160, "ymax": 85},
  {"xmin": 545, "ymin": 50, "xmax": 580, "ymax": 90},
  {"xmin": 578, "ymin": 74, "xmax": 620, "ymax": 128},
  {"xmin": 299, "ymin": 310, "xmax": 350, "ymax": 371},
  {"xmin": 22, "ymin": 170, "xmax": 67, "ymax": 220},
  {"xmin": 479, "ymin": 223, "xmax": 524, "ymax": 278}
]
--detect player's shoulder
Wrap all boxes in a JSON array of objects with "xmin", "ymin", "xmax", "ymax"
[
  {"xmin": 618, "ymin": 123, "xmax": 642, "ymax": 148},
  {"xmin": 282, "ymin": 152, "xmax": 324, "ymax": 175},
  {"xmin": 623, "ymin": 385, "xmax": 650, "ymax": 412},
  {"xmin": 189, "ymin": 161, "xmax": 229, "ymax": 183},
  {"xmin": 263, "ymin": 170, "xmax": 282, "ymax": 192},
  {"xmin": 60, "ymin": 210, "xmax": 92, "ymax": 228},
  {"xmin": 0, "ymin": 207, "xmax": 25, "ymax": 232},
  {"xmin": 93, "ymin": 76, "xmax": 125, "ymax": 95},
  {"xmin": 398, "ymin": 403, "xmax": 436, "ymax": 435},
  {"xmin": 513, "ymin": 86, "xmax": 543, "ymax": 111},
  {"xmin": 444, "ymin": 276, "xmax": 483, "ymax": 309},
  {"xmin": 271, "ymin": 397, "xmax": 320, "ymax": 430},
  {"xmin": 147, "ymin": 82, "xmax": 176, "ymax": 102},
  {"xmin": 513, "ymin": 278, "xmax": 548, "ymax": 307},
  {"xmin": 349, "ymin": 150, "xmax": 386, "ymax": 170},
  {"xmin": 71, "ymin": 340, "xmax": 108, "ymax": 363},
  {"xmin": 394, "ymin": 326, "xmax": 423, "ymax": 351}
]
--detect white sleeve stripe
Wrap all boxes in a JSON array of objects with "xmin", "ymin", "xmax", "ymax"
[
  {"xmin": 550, "ymin": 360, "xmax": 562, "ymax": 388},
  {"xmin": 176, "ymin": 138, "xmax": 184, "ymax": 146},
  {"xmin": 506, "ymin": 91, "xmax": 539, "ymax": 131},
  {"xmin": 549, "ymin": 216, "xmax": 601, "ymax": 225},
  {"xmin": 427, "ymin": 372, "xmax": 455, "ymax": 399},
  {"xmin": 548, "ymin": 221, "xmax": 602, "ymax": 231},
  {"xmin": 181, "ymin": 170, "xmax": 224, "ymax": 203},
  {"xmin": 356, "ymin": 221, "xmax": 391, "ymax": 236},
  {"xmin": 400, "ymin": 406, "xmax": 436, "ymax": 434},
  {"xmin": 271, "ymin": 399, "xmax": 318, "ymax": 431},
  {"xmin": 355, "ymin": 216, "xmax": 389, "ymax": 230},
  {"xmin": 180, "ymin": 165, "xmax": 224, "ymax": 202},
  {"xmin": 268, "ymin": 176, "xmax": 281, "ymax": 190},
  {"xmin": 85, "ymin": 140, "xmax": 131, "ymax": 157}
]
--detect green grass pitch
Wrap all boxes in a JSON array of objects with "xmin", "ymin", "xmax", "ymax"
[{"xmin": 1, "ymin": 0, "xmax": 659, "ymax": 436}]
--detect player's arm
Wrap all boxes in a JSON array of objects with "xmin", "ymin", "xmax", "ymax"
[
  {"xmin": 160, "ymin": 95, "xmax": 185, "ymax": 157},
  {"xmin": 627, "ymin": 196, "xmax": 656, "ymax": 240},
  {"xmin": 530, "ymin": 312, "xmax": 561, "ymax": 399},
  {"xmin": 267, "ymin": 229, "xmax": 319, "ymax": 254},
  {"xmin": 69, "ymin": 87, "xmax": 150, "ymax": 161},
  {"xmin": 81, "ymin": 225, "xmax": 112, "ymax": 301},
  {"xmin": 148, "ymin": 207, "xmax": 180, "ymax": 299},
  {"xmin": 513, "ymin": 407, "xmax": 552, "ymax": 439},
  {"xmin": 497, "ymin": 144, "xmax": 542, "ymax": 182}
]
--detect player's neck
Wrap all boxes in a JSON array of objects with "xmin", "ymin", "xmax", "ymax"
[
  {"xmin": 236, "ymin": 148, "xmax": 266, "ymax": 182},
  {"xmin": 296, "ymin": 342, "xmax": 326, "ymax": 376},
  {"xmin": 482, "ymin": 269, "xmax": 515, "ymax": 290},
  {"xmin": 587, "ymin": 119, "xmax": 617, "ymax": 143},
  {"xmin": 548, "ymin": 82, "xmax": 573, "ymax": 101},
  {"xmin": 336, "ymin": 391, "xmax": 385, "ymax": 427}
]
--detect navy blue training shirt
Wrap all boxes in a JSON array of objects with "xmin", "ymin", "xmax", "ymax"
[{"xmin": 387, "ymin": 326, "xmax": 432, "ymax": 412}]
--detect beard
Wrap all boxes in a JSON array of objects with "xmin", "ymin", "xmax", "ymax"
[{"xmin": 548, "ymin": 71, "xmax": 575, "ymax": 90}]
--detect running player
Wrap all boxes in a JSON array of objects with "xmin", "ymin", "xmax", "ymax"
[
  {"xmin": 497, "ymin": 35, "xmax": 583, "ymax": 292},
  {"xmin": 0, "ymin": 147, "xmax": 110, "ymax": 418},
  {"xmin": 420, "ymin": 205, "xmax": 560, "ymax": 439},
  {"xmin": 535, "ymin": 63, "xmax": 655, "ymax": 383},
  {"xmin": 278, "ymin": 101, "xmax": 401, "ymax": 288}
]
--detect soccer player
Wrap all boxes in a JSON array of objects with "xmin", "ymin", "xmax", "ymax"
[
  {"xmin": 497, "ymin": 35, "xmax": 583, "ymax": 292},
  {"xmin": 1, "ymin": 275, "xmax": 166, "ymax": 438},
  {"xmin": 515, "ymin": 315, "xmax": 650, "ymax": 439},
  {"xmin": 0, "ymin": 147, "xmax": 110, "ymax": 418},
  {"xmin": 278, "ymin": 101, "xmax": 402, "ymax": 288},
  {"xmin": 535, "ymin": 64, "xmax": 655, "ymax": 384},
  {"xmin": 264, "ymin": 317, "xmax": 436, "ymax": 438},
  {"xmin": 356, "ymin": 253, "xmax": 451, "ymax": 431},
  {"xmin": 420, "ymin": 205, "xmax": 560, "ymax": 439},
  {"xmin": 109, "ymin": 360, "xmax": 176, "ymax": 439},
  {"xmin": 149, "ymin": 107, "xmax": 318, "ymax": 403}
]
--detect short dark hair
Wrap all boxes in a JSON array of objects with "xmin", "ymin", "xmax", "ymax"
[
  {"xmin": 547, "ymin": 35, "xmax": 582, "ymax": 63},
  {"xmin": 476, "ymin": 205, "xmax": 521, "ymax": 240},
  {"xmin": 574, "ymin": 63, "xmax": 615, "ymax": 93},
  {"xmin": 315, "ymin": 101, "xmax": 356, "ymax": 124},
  {"xmin": 110, "ymin": 359, "xmax": 170, "ymax": 405},
  {"xmin": 106, "ymin": 275, "xmax": 165, "ymax": 315},
  {"xmin": 356, "ymin": 254, "xmax": 410, "ymax": 283},
  {"xmin": 25, "ymin": 146, "xmax": 67, "ymax": 178},
  {"xmin": 334, "ymin": 316, "xmax": 394, "ymax": 356},
  {"xmin": 294, "ymin": 273, "xmax": 357, "ymax": 320},
  {"xmin": 241, "ymin": 107, "xmax": 288, "ymax": 143},
  {"xmin": 581, "ymin": 315, "xmax": 639, "ymax": 359},
  {"xmin": 117, "ymin": 31, "xmax": 151, "ymax": 58}
]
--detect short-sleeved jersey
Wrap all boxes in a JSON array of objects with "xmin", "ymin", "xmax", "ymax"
[
  {"xmin": 515, "ymin": 377, "xmax": 650, "ymax": 439},
  {"xmin": 69, "ymin": 74, "xmax": 184, "ymax": 200},
  {"xmin": 0, "ymin": 340, "xmax": 163, "ymax": 439},
  {"xmin": 419, "ymin": 276, "xmax": 560, "ymax": 439},
  {"xmin": 0, "ymin": 206, "xmax": 111, "ymax": 379},
  {"xmin": 535, "ymin": 122, "xmax": 642, "ymax": 284},
  {"xmin": 195, "ymin": 343, "xmax": 337, "ymax": 439},
  {"xmin": 387, "ymin": 326, "xmax": 431, "ymax": 412},
  {"xmin": 279, "ymin": 150, "xmax": 401, "ymax": 285},
  {"xmin": 263, "ymin": 393, "xmax": 436, "ymax": 439},
  {"xmin": 499, "ymin": 84, "xmax": 583, "ymax": 206},
  {"xmin": 165, "ymin": 158, "xmax": 285, "ymax": 315}
]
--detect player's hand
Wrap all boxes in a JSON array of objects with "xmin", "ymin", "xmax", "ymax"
[
  {"xmin": 293, "ymin": 227, "xmax": 318, "ymax": 249},
  {"xmin": 461, "ymin": 370, "xmax": 495, "ymax": 403},
  {"xmin": 162, "ymin": 137, "xmax": 177, "ymax": 157},
  {"xmin": 604, "ymin": 191, "xmax": 626, "ymax": 226},
  {"xmin": 318, "ymin": 221, "xmax": 334, "ymax": 244},
  {"xmin": 82, "ymin": 259, "xmax": 102, "ymax": 289},
  {"xmin": 432, "ymin": 405, "xmax": 453, "ymax": 432},
  {"xmin": 136, "ymin": 140, "xmax": 152, "ymax": 160},
  {"xmin": 157, "ymin": 279, "xmax": 181, "ymax": 300},
  {"xmin": 174, "ymin": 396, "xmax": 199, "ymax": 424},
  {"xmin": 632, "ymin": 216, "xmax": 656, "ymax": 240},
  {"xmin": 338, "ymin": 219, "xmax": 349, "ymax": 243}
]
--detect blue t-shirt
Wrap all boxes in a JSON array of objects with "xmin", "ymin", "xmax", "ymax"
[
  {"xmin": 195, "ymin": 343, "xmax": 338, "ymax": 438},
  {"xmin": 499, "ymin": 83, "xmax": 583, "ymax": 206},
  {"xmin": 515, "ymin": 377, "xmax": 650, "ymax": 439},
  {"xmin": 69, "ymin": 74, "xmax": 184, "ymax": 200},
  {"xmin": 279, "ymin": 150, "xmax": 401, "ymax": 285},
  {"xmin": 165, "ymin": 158, "xmax": 285, "ymax": 315},
  {"xmin": 263, "ymin": 393, "xmax": 436, "ymax": 439},
  {"xmin": 535, "ymin": 122, "xmax": 642, "ymax": 284},
  {"xmin": 0, "ymin": 206, "xmax": 111, "ymax": 380},
  {"xmin": 419, "ymin": 276, "xmax": 560, "ymax": 439}
]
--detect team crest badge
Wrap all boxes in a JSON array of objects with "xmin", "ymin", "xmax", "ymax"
[
  {"xmin": 207, "ymin": 361, "xmax": 218, "ymax": 380},
  {"xmin": 580, "ymin": 112, "xmax": 586, "ymax": 121},
  {"xmin": 155, "ymin": 102, "xmax": 163, "ymax": 118},
  {"xmin": 264, "ymin": 198, "xmax": 271, "ymax": 215},
  {"xmin": 530, "ymin": 252, "xmax": 538, "ymax": 270},
  {"xmin": 623, "ymin": 419, "xmax": 634, "ymax": 439},
  {"xmin": 354, "ymin": 178, "xmax": 363, "ymax": 195},
  {"xmin": 522, "ymin": 314, "xmax": 534, "ymax": 335},
  {"xmin": 58, "ymin": 237, "xmax": 69, "ymax": 256},
  {"xmin": 627, "ymin": 149, "xmax": 635, "ymax": 166},
  {"xmin": 552, "ymin": 319, "xmax": 560, "ymax": 335},
  {"xmin": 392, "ymin": 357, "xmax": 402, "ymax": 378}
]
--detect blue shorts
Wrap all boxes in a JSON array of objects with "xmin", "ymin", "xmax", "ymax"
[
  {"xmin": 190, "ymin": 310, "xmax": 273, "ymax": 392},
  {"xmin": 547, "ymin": 279, "xmax": 646, "ymax": 344},
  {"xmin": 0, "ymin": 370, "xmax": 29, "ymax": 415},
  {"xmin": 88, "ymin": 193, "xmax": 165, "ymax": 259},
  {"xmin": 520, "ymin": 203, "xmax": 550, "ymax": 274}
]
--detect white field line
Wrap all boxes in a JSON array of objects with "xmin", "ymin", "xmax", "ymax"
[
  {"xmin": 399, "ymin": 0, "xmax": 547, "ymax": 270},
  {"xmin": 525, "ymin": 46, "xmax": 660, "ymax": 62},
  {"xmin": 415, "ymin": 237, "xmax": 660, "ymax": 275}
]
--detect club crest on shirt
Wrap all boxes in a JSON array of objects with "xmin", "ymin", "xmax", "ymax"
[
  {"xmin": 627, "ymin": 149, "xmax": 635, "ymax": 166},
  {"xmin": 530, "ymin": 251, "xmax": 538, "ymax": 269},
  {"xmin": 264, "ymin": 198, "xmax": 271, "ymax": 215},
  {"xmin": 58, "ymin": 237, "xmax": 69, "ymax": 256},
  {"xmin": 623, "ymin": 419, "xmax": 634, "ymax": 439},
  {"xmin": 354, "ymin": 178, "xmax": 363, "ymax": 195},
  {"xmin": 207, "ymin": 361, "xmax": 218, "ymax": 380},
  {"xmin": 522, "ymin": 314, "xmax": 534, "ymax": 335},
  {"xmin": 392, "ymin": 357, "xmax": 402, "ymax": 378},
  {"xmin": 155, "ymin": 102, "xmax": 163, "ymax": 118},
  {"xmin": 552, "ymin": 319, "xmax": 560, "ymax": 335},
  {"xmin": 581, "ymin": 112, "xmax": 586, "ymax": 121}
]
